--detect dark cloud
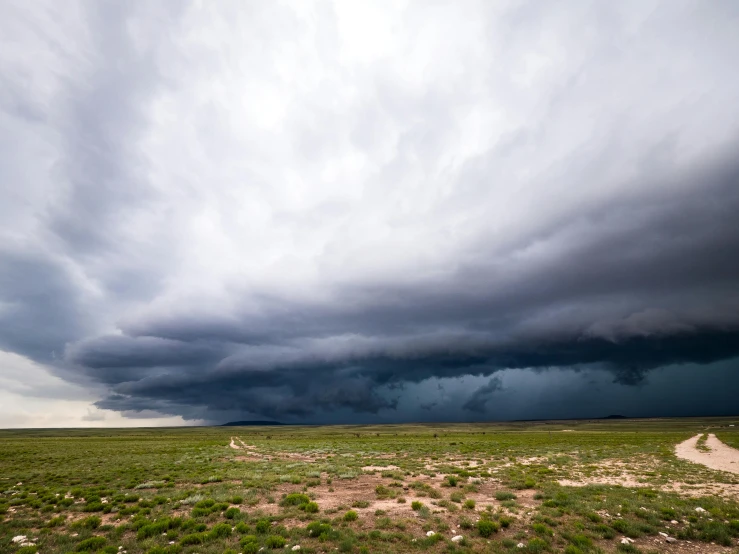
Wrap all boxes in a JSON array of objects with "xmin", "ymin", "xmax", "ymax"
[
  {"xmin": 463, "ymin": 377, "xmax": 504, "ymax": 413},
  {"xmin": 2, "ymin": 1, "xmax": 739, "ymax": 424}
]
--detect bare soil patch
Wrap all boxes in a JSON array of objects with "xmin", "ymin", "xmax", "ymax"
[
  {"xmin": 361, "ymin": 465, "xmax": 399, "ymax": 471},
  {"xmin": 675, "ymin": 433, "xmax": 739, "ymax": 475}
]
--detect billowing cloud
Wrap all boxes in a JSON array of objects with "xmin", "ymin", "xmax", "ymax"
[
  {"xmin": 463, "ymin": 377, "xmax": 504, "ymax": 413},
  {"xmin": 1, "ymin": 1, "xmax": 738, "ymax": 425}
]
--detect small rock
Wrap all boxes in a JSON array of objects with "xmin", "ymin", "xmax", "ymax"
[
  {"xmin": 671, "ymin": 520, "xmax": 678, "ymax": 524},
  {"xmin": 451, "ymin": 535, "xmax": 463, "ymax": 543},
  {"xmin": 12, "ymin": 536, "xmax": 28, "ymax": 544},
  {"xmin": 426, "ymin": 531, "xmax": 435, "ymax": 537},
  {"xmin": 292, "ymin": 546, "xmax": 301, "ymax": 551},
  {"xmin": 659, "ymin": 532, "xmax": 668, "ymax": 537},
  {"xmin": 695, "ymin": 507, "xmax": 707, "ymax": 513},
  {"xmin": 516, "ymin": 543, "xmax": 525, "ymax": 548},
  {"xmin": 665, "ymin": 537, "xmax": 677, "ymax": 543}
]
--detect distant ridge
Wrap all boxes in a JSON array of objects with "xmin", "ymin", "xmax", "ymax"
[
  {"xmin": 510, "ymin": 414, "xmax": 630, "ymax": 422},
  {"xmin": 220, "ymin": 420, "xmax": 284, "ymax": 427}
]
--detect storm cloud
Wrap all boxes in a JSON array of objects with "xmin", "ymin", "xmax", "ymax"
[{"xmin": 2, "ymin": 1, "xmax": 739, "ymax": 424}]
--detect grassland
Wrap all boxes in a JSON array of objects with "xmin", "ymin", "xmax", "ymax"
[{"xmin": 2, "ymin": 417, "xmax": 739, "ymax": 554}]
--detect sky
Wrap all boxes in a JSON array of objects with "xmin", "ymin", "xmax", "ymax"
[{"xmin": 1, "ymin": 0, "xmax": 739, "ymax": 428}]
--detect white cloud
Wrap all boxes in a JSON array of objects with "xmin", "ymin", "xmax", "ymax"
[{"xmin": 0, "ymin": 351, "xmax": 200, "ymax": 428}]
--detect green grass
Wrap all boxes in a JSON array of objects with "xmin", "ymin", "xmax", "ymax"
[{"xmin": 1, "ymin": 417, "xmax": 738, "ymax": 553}]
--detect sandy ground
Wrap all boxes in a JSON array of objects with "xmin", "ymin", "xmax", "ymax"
[{"xmin": 675, "ymin": 433, "xmax": 739, "ymax": 475}]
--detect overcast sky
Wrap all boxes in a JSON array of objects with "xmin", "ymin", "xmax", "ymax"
[{"xmin": 1, "ymin": 0, "xmax": 739, "ymax": 427}]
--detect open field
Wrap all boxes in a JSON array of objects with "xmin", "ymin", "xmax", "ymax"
[{"xmin": 2, "ymin": 418, "xmax": 739, "ymax": 554}]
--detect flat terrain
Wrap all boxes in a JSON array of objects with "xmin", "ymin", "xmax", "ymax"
[{"xmin": 2, "ymin": 418, "xmax": 739, "ymax": 554}]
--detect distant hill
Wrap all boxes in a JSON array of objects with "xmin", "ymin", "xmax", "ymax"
[
  {"xmin": 220, "ymin": 420, "xmax": 284, "ymax": 427},
  {"xmin": 601, "ymin": 415, "xmax": 627, "ymax": 419}
]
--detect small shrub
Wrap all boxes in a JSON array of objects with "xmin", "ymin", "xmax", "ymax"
[
  {"xmin": 265, "ymin": 535, "xmax": 286, "ymax": 548},
  {"xmin": 235, "ymin": 522, "xmax": 250, "ymax": 533},
  {"xmin": 209, "ymin": 523, "xmax": 232, "ymax": 539},
  {"xmin": 611, "ymin": 519, "xmax": 630, "ymax": 534},
  {"xmin": 225, "ymin": 507, "xmax": 240, "ymax": 519},
  {"xmin": 80, "ymin": 516, "xmax": 102, "ymax": 529},
  {"xmin": 240, "ymin": 535, "xmax": 259, "ymax": 548},
  {"xmin": 477, "ymin": 519, "xmax": 499, "ymax": 537},
  {"xmin": 464, "ymin": 499, "xmax": 476, "ymax": 510},
  {"xmin": 231, "ymin": 495, "xmax": 243, "ymax": 504},
  {"xmin": 301, "ymin": 501, "xmax": 319, "ymax": 513},
  {"xmin": 533, "ymin": 522, "xmax": 553, "ymax": 536},
  {"xmin": 568, "ymin": 534, "xmax": 593, "ymax": 549},
  {"xmin": 411, "ymin": 501, "xmax": 423, "ymax": 510},
  {"xmin": 344, "ymin": 510, "xmax": 358, "ymax": 521},
  {"xmin": 179, "ymin": 533, "xmax": 205, "ymax": 546},
  {"xmin": 495, "ymin": 491, "xmax": 516, "ymax": 501},
  {"xmin": 593, "ymin": 524, "xmax": 616, "ymax": 539},
  {"xmin": 256, "ymin": 519, "xmax": 271, "ymax": 534},
  {"xmin": 307, "ymin": 521, "xmax": 332, "ymax": 537},
  {"xmin": 191, "ymin": 507, "xmax": 210, "ymax": 517},
  {"xmin": 375, "ymin": 485, "xmax": 391, "ymax": 499},
  {"xmin": 352, "ymin": 500, "xmax": 370, "ymax": 508},
  {"xmin": 83, "ymin": 501, "xmax": 104, "ymax": 512},
  {"xmin": 527, "ymin": 537, "xmax": 549, "ymax": 553},
  {"xmin": 76, "ymin": 537, "xmax": 107, "ymax": 552},
  {"xmin": 446, "ymin": 475, "xmax": 459, "ymax": 487},
  {"xmin": 281, "ymin": 493, "xmax": 311, "ymax": 507},
  {"xmin": 138, "ymin": 522, "xmax": 168, "ymax": 540}
]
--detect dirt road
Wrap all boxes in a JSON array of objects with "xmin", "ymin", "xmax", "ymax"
[{"xmin": 675, "ymin": 433, "xmax": 739, "ymax": 474}]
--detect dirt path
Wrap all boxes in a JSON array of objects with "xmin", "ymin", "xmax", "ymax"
[
  {"xmin": 675, "ymin": 433, "xmax": 739, "ymax": 474},
  {"xmin": 229, "ymin": 437, "xmax": 240, "ymax": 449}
]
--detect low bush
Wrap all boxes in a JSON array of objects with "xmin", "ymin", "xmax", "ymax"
[
  {"xmin": 265, "ymin": 535, "xmax": 286, "ymax": 548},
  {"xmin": 255, "ymin": 519, "xmax": 271, "ymax": 534},
  {"xmin": 477, "ymin": 519, "xmax": 499, "ymax": 537},
  {"xmin": 76, "ymin": 537, "xmax": 107, "ymax": 552},
  {"xmin": 281, "ymin": 493, "xmax": 310, "ymax": 507}
]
